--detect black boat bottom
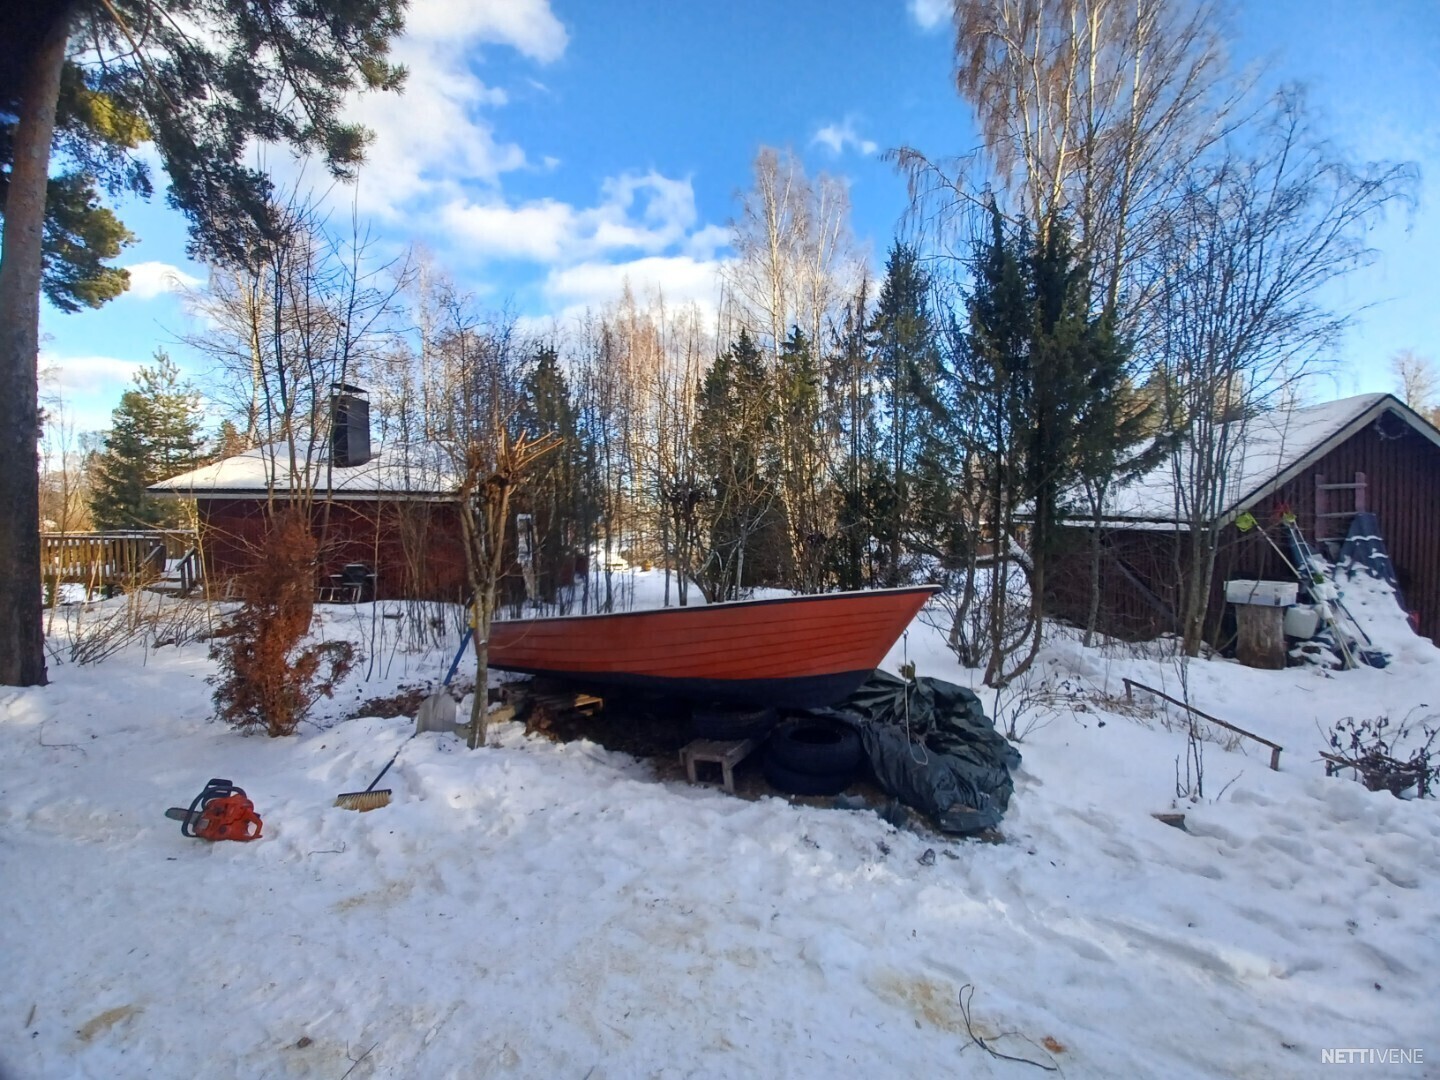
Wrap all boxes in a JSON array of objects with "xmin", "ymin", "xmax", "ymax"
[{"xmin": 486, "ymin": 665, "xmax": 875, "ymax": 710}]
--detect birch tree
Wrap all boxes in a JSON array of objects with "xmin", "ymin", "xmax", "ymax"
[
  {"xmin": 945, "ymin": 0, "xmax": 1237, "ymax": 309},
  {"xmin": 725, "ymin": 148, "xmax": 856, "ymax": 590},
  {"xmin": 1391, "ymin": 350, "xmax": 1440, "ymax": 422}
]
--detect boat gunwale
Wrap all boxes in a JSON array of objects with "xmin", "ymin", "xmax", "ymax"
[{"xmin": 489, "ymin": 584, "xmax": 940, "ymax": 628}]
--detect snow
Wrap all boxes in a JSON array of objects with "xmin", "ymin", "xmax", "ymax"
[
  {"xmin": 148, "ymin": 442, "xmax": 461, "ymax": 499},
  {"xmin": 1099, "ymin": 393, "xmax": 1418, "ymax": 524},
  {"xmin": 4, "ymin": 572, "xmax": 1439, "ymax": 1078}
]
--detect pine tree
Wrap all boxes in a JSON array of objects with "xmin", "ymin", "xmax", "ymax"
[
  {"xmin": 1, "ymin": 0, "xmax": 405, "ymax": 685},
  {"xmin": 89, "ymin": 352, "xmax": 206, "ymax": 530},
  {"xmin": 213, "ymin": 420, "xmax": 251, "ymax": 460},
  {"xmin": 2, "ymin": 56, "xmax": 146, "ymax": 314}
]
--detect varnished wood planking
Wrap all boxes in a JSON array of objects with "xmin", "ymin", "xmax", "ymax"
[{"xmin": 489, "ymin": 588, "xmax": 934, "ymax": 682}]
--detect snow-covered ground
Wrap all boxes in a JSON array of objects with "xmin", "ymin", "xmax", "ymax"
[{"xmin": 3, "ymin": 571, "xmax": 1438, "ymax": 1079}]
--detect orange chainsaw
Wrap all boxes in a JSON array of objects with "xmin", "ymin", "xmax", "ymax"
[{"xmin": 165, "ymin": 778, "xmax": 263, "ymax": 842}]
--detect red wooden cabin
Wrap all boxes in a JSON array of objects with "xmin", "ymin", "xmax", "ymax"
[{"xmin": 150, "ymin": 391, "xmax": 471, "ymax": 601}]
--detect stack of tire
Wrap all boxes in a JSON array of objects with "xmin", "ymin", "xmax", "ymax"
[
  {"xmin": 690, "ymin": 705, "xmax": 779, "ymax": 741},
  {"xmin": 762, "ymin": 716, "xmax": 864, "ymax": 796}
]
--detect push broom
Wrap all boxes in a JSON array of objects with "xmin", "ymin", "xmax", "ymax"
[
  {"xmin": 334, "ymin": 732, "xmax": 415, "ymax": 811},
  {"xmin": 335, "ymin": 631, "xmax": 473, "ymax": 811}
]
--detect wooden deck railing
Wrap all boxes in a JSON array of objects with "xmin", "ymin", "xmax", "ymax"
[
  {"xmin": 1123, "ymin": 677, "xmax": 1283, "ymax": 771},
  {"xmin": 174, "ymin": 548, "xmax": 202, "ymax": 594},
  {"xmin": 40, "ymin": 532, "xmax": 184, "ymax": 591}
]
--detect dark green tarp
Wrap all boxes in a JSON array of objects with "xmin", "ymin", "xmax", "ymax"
[{"xmin": 831, "ymin": 671, "xmax": 1020, "ymax": 834}]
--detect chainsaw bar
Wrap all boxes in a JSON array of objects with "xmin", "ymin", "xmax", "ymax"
[{"xmin": 165, "ymin": 807, "xmax": 201, "ymax": 826}]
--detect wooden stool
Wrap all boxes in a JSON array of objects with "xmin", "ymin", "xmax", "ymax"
[{"xmin": 679, "ymin": 738, "xmax": 758, "ymax": 795}]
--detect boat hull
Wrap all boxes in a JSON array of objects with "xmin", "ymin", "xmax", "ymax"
[{"xmin": 487, "ymin": 586, "xmax": 938, "ymax": 709}]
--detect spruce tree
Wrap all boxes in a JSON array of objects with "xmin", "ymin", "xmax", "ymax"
[
  {"xmin": 693, "ymin": 331, "xmax": 780, "ymax": 600},
  {"xmin": 89, "ymin": 352, "xmax": 206, "ymax": 530},
  {"xmin": 776, "ymin": 326, "xmax": 827, "ymax": 592},
  {"xmin": 824, "ymin": 284, "xmax": 878, "ymax": 590},
  {"xmin": 520, "ymin": 346, "xmax": 595, "ymax": 606},
  {"xmin": 946, "ymin": 204, "xmax": 1140, "ymax": 682},
  {"xmin": 869, "ymin": 243, "xmax": 941, "ymax": 587}
]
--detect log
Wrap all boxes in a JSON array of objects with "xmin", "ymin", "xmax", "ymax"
[{"xmin": 1235, "ymin": 603, "xmax": 1286, "ymax": 670}]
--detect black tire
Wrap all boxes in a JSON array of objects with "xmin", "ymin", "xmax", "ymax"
[
  {"xmin": 692, "ymin": 705, "xmax": 778, "ymax": 741},
  {"xmin": 766, "ymin": 717, "xmax": 863, "ymax": 776},
  {"xmin": 762, "ymin": 754, "xmax": 856, "ymax": 797}
]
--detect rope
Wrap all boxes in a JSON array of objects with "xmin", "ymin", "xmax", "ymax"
[{"xmin": 901, "ymin": 631, "xmax": 928, "ymax": 766}]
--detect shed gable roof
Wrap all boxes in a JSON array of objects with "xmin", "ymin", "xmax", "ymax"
[{"xmin": 1097, "ymin": 393, "xmax": 1440, "ymax": 527}]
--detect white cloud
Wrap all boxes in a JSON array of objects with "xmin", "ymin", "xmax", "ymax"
[
  {"xmin": 404, "ymin": 0, "xmax": 567, "ymax": 62},
  {"xmin": 342, "ymin": 0, "xmax": 569, "ymax": 219},
  {"xmin": 683, "ymin": 224, "xmax": 732, "ymax": 260},
  {"xmin": 545, "ymin": 256, "xmax": 723, "ymax": 310},
  {"xmin": 322, "ymin": 1, "xmax": 738, "ymax": 327},
  {"xmin": 438, "ymin": 171, "xmax": 704, "ymax": 264},
  {"xmin": 123, "ymin": 261, "xmax": 202, "ymax": 300},
  {"xmin": 38, "ymin": 352, "xmax": 145, "ymax": 392},
  {"xmin": 37, "ymin": 352, "xmax": 151, "ymax": 435},
  {"xmin": 347, "ymin": 46, "xmax": 524, "ymax": 218},
  {"xmin": 812, "ymin": 117, "xmax": 878, "ymax": 158},
  {"xmin": 908, "ymin": 0, "xmax": 953, "ymax": 31},
  {"xmin": 440, "ymin": 198, "xmax": 577, "ymax": 262}
]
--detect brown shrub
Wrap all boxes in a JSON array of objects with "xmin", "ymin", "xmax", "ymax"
[{"xmin": 210, "ymin": 511, "xmax": 356, "ymax": 736}]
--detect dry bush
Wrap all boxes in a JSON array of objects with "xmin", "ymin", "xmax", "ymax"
[
  {"xmin": 209, "ymin": 512, "xmax": 356, "ymax": 736},
  {"xmin": 1325, "ymin": 712, "xmax": 1439, "ymax": 799},
  {"xmin": 66, "ymin": 592, "xmax": 212, "ymax": 665}
]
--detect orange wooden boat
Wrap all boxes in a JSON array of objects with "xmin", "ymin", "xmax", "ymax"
[{"xmin": 488, "ymin": 585, "xmax": 939, "ymax": 709}]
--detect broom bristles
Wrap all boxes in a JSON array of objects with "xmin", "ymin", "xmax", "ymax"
[{"xmin": 334, "ymin": 790, "xmax": 392, "ymax": 811}]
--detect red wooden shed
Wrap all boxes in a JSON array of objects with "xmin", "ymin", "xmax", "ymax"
[{"xmin": 1045, "ymin": 394, "xmax": 1440, "ymax": 647}]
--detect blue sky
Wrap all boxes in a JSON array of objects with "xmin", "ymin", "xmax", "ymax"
[{"xmin": 38, "ymin": 0, "xmax": 1440, "ymax": 436}]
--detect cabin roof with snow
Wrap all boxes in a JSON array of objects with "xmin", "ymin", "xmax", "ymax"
[
  {"xmin": 148, "ymin": 442, "xmax": 462, "ymax": 501},
  {"xmin": 1097, "ymin": 393, "xmax": 1440, "ymax": 527}
]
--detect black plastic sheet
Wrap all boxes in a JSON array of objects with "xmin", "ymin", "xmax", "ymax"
[{"xmin": 830, "ymin": 671, "xmax": 1021, "ymax": 834}]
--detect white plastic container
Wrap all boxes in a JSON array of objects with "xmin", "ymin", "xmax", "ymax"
[
  {"xmin": 1224, "ymin": 579, "xmax": 1298, "ymax": 607},
  {"xmin": 1283, "ymin": 604, "xmax": 1321, "ymax": 639}
]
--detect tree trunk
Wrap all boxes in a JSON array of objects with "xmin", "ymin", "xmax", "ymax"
[
  {"xmin": 1234, "ymin": 603, "xmax": 1285, "ymax": 670},
  {"xmin": 1083, "ymin": 494, "xmax": 1104, "ymax": 648},
  {"xmin": 1181, "ymin": 526, "xmax": 1216, "ymax": 656},
  {"xmin": 0, "ymin": 7, "xmax": 70, "ymax": 687}
]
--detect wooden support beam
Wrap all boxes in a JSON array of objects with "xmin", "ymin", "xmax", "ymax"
[{"xmin": 1123, "ymin": 677, "xmax": 1283, "ymax": 770}]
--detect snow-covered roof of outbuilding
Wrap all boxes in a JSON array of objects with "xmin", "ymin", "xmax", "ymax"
[
  {"xmin": 1095, "ymin": 393, "xmax": 1440, "ymax": 527},
  {"xmin": 148, "ymin": 442, "xmax": 463, "ymax": 501}
]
